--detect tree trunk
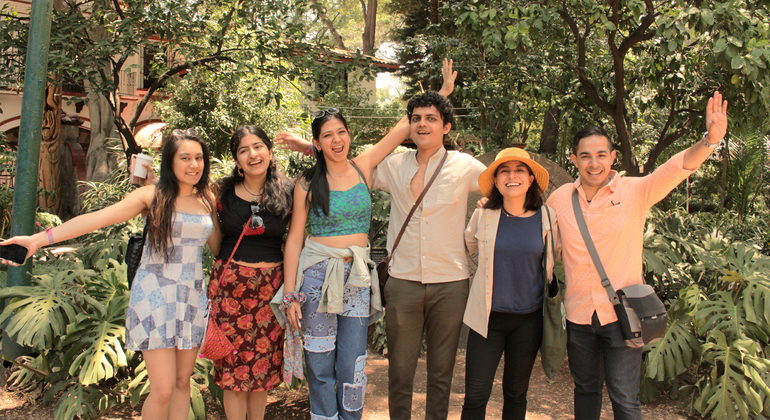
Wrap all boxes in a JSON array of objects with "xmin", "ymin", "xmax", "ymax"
[
  {"xmin": 85, "ymin": 70, "xmax": 119, "ymax": 182},
  {"xmin": 429, "ymin": 0, "xmax": 440, "ymax": 24},
  {"xmin": 719, "ymin": 137, "xmax": 730, "ymax": 208},
  {"xmin": 539, "ymin": 105, "xmax": 560, "ymax": 154},
  {"xmin": 361, "ymin": 0, "xmax": 377, "ymax": 55}
]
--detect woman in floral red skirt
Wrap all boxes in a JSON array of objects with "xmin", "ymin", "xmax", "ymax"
[{"xmin": 208, "ymin": 126, "xmax": 294, "ymax": 420}]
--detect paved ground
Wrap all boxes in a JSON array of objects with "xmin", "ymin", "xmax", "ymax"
[{"xmin": 0, "ymin": 349, "xmax": 692, "ymax": 419}]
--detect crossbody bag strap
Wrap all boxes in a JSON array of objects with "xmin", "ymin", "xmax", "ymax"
[
  {"xmin": 390, "ymin": 149, "xmax": 449, "ymax": 259},
  {"xmin": 542, "ymin": 206, "xmax": 555, "ymax": 287},
  {"xmin": 571, "ymin": 189, "xmax": 620, "ymax": 306},
  {"xmin": 217, "ymin": 222, "xmax": 250, "ymax": 285}
]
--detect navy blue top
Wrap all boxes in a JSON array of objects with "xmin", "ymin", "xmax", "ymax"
[{"xmin": 491, "ymin": 208, "xmax": 544, "ymax": 314}]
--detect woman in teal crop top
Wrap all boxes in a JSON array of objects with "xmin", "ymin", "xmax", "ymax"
[
  {"xmin": 307, "ymin": 171, "xmax": 371, "ymax": 237},
  {"xmin": 278, "ymin": 60, "xmax": 456, "ymax": 420}
]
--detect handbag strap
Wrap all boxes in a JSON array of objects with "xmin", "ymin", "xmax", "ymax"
[
  {"xmin": 216, "ymin": 220, "xmax": 250, "ymax": 284},
  {"xmin": 542, "ymin": 206, "xmax": 556, "ymax": 287},
  {"xmin": 571, "ymin": 189, "xmax": 620, "ymax": 306},
  {"xmin": 390, "ymin": 149, "xmax": 449, "ymax": 259}
]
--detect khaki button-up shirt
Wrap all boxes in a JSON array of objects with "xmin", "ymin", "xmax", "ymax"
[
  {"xmin": 546, "ymin": 151, "xmax": 696, "ymax": 326},
  {"xmin": 372, "ymin": 147, "xmax": 486, "ymax": 283}
]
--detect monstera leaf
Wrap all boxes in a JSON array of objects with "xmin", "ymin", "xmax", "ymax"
[
  {"xmin": 743, "ymin": 277, "xmax": 770, "ymax": 340},
  {"xmin": 644, "ymin": 300, "xmax": 701, "ymax": 383},
  {"xmin": 52, "ymin": 382, "xmax": 106, "ymax": 420},
  {"xmin": 128, "ymin": 360, "xmax": 150, "ymax": 406},
  {"xmin": 694, "ymin": 291, "xmax": 750, "ymax": 341},
  {"xmin": 0, "ymin": 269, "xmax": 98, "ymax": 350},
  {"xmin": 61, "ymin": 295, "xmax": 129, "ymax": 386},
  {"xmin": 694, "ymin": 331, "xmax": 770, "ymax": 420}
]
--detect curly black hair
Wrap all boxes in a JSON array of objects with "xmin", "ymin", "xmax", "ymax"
[{"xmin": 407, "ymin": 91, "xmax": 455, "ymax": 142}]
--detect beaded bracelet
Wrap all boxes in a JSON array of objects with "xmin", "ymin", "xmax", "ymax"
[{"xmin": 279, "ymin": 291, "xmax": 307, "ymax": 310}]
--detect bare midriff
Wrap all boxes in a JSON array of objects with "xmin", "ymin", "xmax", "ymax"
[{"xmin": 309, "ymin": 232, "xmax": 367, "ymax": 263}]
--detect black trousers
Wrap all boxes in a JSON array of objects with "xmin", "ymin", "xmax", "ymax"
[{"xmin": 461, "ymin": 310, "xmax": 543, "ymax": 420}]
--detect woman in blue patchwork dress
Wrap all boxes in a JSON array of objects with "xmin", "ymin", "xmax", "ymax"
[{"xmin": 1, "ymin": 129, "xmax": 220, "ymax": 420}]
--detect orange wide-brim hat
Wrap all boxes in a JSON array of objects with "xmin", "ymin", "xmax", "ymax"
[{"xmin": 478, "ymin": 148, "xmax": 550, "ymax": 198}]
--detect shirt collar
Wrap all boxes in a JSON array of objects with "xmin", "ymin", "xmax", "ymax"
[
  {"xmin": 573, "ymin": 170, "xmax": 620, "ymax": 196},
  {"xmin": 414, "ymin": 145, "xmax": 447, "ymax": 165}
]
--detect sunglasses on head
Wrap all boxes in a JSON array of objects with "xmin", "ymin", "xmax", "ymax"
[
  {"xmin": 250, "ymin": 201, "xmax": 264, "ymax": 229},
  {"xmin": 311, "ymin": 108, "xmax": 340, "ymax": 119},
  {"xmin": 172, "ymin": 128, "xmax": 198, "ymax": 138}
]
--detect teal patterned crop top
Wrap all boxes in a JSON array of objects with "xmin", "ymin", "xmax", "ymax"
[{"xmin": 308, "ymin": 181, "xmax": 372, "ymax": 237}]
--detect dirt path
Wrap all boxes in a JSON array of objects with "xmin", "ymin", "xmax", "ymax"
[{"xmin": 1, "ymin": 349, "xmax": 691, "ymax": 419}]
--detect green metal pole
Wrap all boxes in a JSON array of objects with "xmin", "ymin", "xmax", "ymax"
[{"xmin": 3, "ymin": 0, "xmax": 54, "ymax": 359}]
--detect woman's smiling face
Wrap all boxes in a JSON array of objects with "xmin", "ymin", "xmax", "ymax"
[
  {"xmin": 494, "ymin": 160, "xmax": 534, "ymax": 199},
  {"xmin": 172, "ymin": 140, "xmax": 205, "ymax": 187},
  {"xmin": 314, "ymin": 117, "xmax": 350, "ymax": 162},
  {"xmin": 236, "ymin": 134, "xmax": 272, "ymax": 179}
]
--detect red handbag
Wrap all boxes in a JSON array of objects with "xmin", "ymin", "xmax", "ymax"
[{"xmin": 199, "ymin": 221, "xmax": 249, "ymax": 361}]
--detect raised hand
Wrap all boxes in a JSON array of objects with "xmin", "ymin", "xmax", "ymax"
[
  {"xmin": 275, "ymin": 132, "xmax": 312, "ymax": 154},
  {"xmin": 705, "ymin": 91, "xmax": 728, "ymax": 144},
  {"xmin": 437, "ymin": 58, "xmax": 457, "ymax": 97}
]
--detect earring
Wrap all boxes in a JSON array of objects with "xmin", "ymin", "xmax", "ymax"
[{"xmin": 238, "ymin": 167, "xmax": 244, "ymax": 176}]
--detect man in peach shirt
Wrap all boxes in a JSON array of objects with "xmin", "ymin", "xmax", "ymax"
[{"xmin": 545, "ymin": 92, "xmax": 728, "ymax": 420}]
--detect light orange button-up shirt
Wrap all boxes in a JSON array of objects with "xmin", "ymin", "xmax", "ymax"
[
  {"xmin": 546, "ymin": 151, "xmax": 696, "ymax": 326},
  {"xmin": 372, "ymin": 147, "xmax": 486, "ymax": 283}
]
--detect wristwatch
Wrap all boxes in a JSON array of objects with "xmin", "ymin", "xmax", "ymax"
[{"xmin": 701, "ymin": 132, "xmax": 720, "ymax": 148}]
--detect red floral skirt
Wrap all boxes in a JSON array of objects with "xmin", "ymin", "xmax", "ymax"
[{"xmin": 208, "ymin": 260, "xmax": 284, "ymax": 391}]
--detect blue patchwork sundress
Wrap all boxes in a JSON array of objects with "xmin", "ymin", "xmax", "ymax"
[{"xmin": 125, "ymin": 212, "xmax": 214, "ymax": 351}]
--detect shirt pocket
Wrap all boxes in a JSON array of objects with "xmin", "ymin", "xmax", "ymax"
[
  {"xmin": 432, "ymin": 179, "xmax": 457, "ymax": 205},
  {"xmin": 593, "ymin": 202, "xmax": 628, "ymax": 239}
]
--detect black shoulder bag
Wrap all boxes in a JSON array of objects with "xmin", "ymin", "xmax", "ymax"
[{"xmin": 571, "ymin": 189, "xmax": 667, "ymax": 347}]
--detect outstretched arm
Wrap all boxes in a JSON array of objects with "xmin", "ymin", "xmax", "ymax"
[
  {"xmin": 0, "ymin": 185, "xmax": 155, "ymax": 264},
  {"xmin": 353, "ymin": 58, "xmax": 458, "ymax": 177},
  {"xmin": 682, "ymin": 91, "xmax": 728, "ymax": 171}
]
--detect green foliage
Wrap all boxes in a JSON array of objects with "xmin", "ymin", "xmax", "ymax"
[
  {"xmin": 639, "ymin": 208, "xmax": 770, "ymax": 418},
  {"xmin": 154, "ymin": 69, "xmax": 306, "ymax": 157}
]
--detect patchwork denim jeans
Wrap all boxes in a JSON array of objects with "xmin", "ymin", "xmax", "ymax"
[
  {"xmin": 567, "ymin": 312, "xmax": 643, "ymax": 420},
  {"xmin": 301, "ymin": 260, "xmax": 370, "ymax": 420}
]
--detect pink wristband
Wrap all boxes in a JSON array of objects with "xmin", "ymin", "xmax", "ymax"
[
  {"xmin": 303, "ymin": 144, "xmax": 313, "ymax": 156},
  {"xmin": 46, "ymin": 228, "xmax": 54, "ymax": 245}
]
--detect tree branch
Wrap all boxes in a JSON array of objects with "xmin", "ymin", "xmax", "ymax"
[
  {"xmin": 127, "ymin": 54, "xmax": 235, "ymax": 131},
  {"xmin": 110, "ymin": 0, "xmax": 125, "ymax": 20},
  {"xmin": 309, "ymin": 0, "xmax": 346, "ymax": 50}
]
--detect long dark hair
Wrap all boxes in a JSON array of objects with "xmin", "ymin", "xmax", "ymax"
[
  {"xmin": 216, "ymin": 126, "xmax": 292, "ymax": 218},
  {"xmin": 483, "ymin": 161, "xmax": 543, "ymax": 211},
  {"xmin": 147, "ymin": 129, "xmax": 215, "ymax": 262},
  {"xmin": 301, "ymin": 112, "xmax": 351, "ymax": 216}
]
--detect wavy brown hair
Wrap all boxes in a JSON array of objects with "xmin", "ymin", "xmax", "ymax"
[{"xmin": 146, "ymin": 129, "xmax": 214, "ymax": 262}]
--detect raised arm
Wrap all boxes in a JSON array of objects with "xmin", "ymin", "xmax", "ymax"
[
  {"xmin": 682, "ymin": 91, "xmax": 728, "ymax": 171},
  {"xmin": 0, "ymin": 185, "xmax": 155, "ymax": 264},
  {"xmin": 353, "ymin": 58, "xmax": 458, "ymax": 177}
]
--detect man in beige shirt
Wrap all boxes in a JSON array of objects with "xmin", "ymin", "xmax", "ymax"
[{"xmin": 372, "ymin": 91, "xmax": 487, "ymax": 420}]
